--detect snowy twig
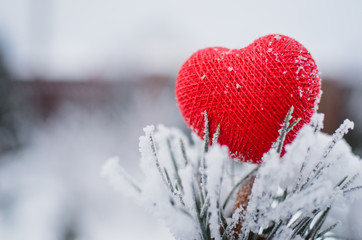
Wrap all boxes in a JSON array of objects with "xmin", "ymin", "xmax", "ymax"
[
  {"xmin": 167, "ymin": 138, "xmax": 184, "ymax": 193},
  {"xmin": 212, "ymin": 124, "xmax": 221, "ymax": 145},
  {"xmin": 200, "ymin": 111, "xmax": 210, "ymax": 204},
  {"xmin": 103, "ymin": 111, "xmax": 361, "ymax": 240},
  {"xmin": 322, "ymin": 119, "xmax": 354, "ymax": 158},
  {"xmin": 276, "ymin": 106, "xmax": 300, "ymax": 154}
]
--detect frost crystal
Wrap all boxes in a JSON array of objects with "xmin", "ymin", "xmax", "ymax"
[
  {"xmin": 101, "ymin": 156, "xmax": 141, "ymax": 198},
  {"xmin": 103, "ymin": 113, "xmax": 362, "ymax": 239}
]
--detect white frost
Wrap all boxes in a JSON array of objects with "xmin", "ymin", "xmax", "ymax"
[
  {"xmin": 101, "ymin": 156, "xmax": 141, "ymax": 198},
  {"xmin": 241, "ymin": 113, "xmax": 362, "ymax": 235},
  {"xmin": 274, "ymin": 35, "xmax": 282, "ymax": 40},
  {"xmin": 104, "ymin": 114, "xmax": 362, "ymax": 239},
  {"xmin": 205, "ymin": 145, "xmax": 228, "ymax": 240}
]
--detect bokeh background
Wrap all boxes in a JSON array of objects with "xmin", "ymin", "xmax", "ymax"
[{"xmin": 0, "ymin": 0, "xmax": 361, "ymax": 239}]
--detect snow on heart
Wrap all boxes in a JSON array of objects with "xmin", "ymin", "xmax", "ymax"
[{"xmin": 175, "ymin": 34, "xmax": 321, "ymax": 163}]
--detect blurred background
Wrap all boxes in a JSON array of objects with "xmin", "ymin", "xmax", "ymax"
[{"xmin": 0, "ymin": 0, "xmax": 361, "ymax": 239}]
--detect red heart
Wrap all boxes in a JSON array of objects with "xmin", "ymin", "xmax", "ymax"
[{"xmin": 175, "ymin": 34, "xmax": 321, "ymax": 164}]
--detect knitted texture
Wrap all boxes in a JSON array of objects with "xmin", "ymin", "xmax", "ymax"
[{"xmin": 175, "ymin": 34, "xmax": 321, "ymax": 164}]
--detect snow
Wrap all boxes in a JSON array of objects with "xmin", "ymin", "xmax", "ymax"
[
  {"xmin": 139, "ymin": 125, "xmax": 199, "ymax": 239},
  {"xmin": 274, "ymin": 35, "xmax": 282, "ymax": 40},
  {"xmin": 104, "ymin": 112, "xmax": 362, "ymax": 239},
  {"xmin": 241, "ymin": 114, "xmax": 362, "ymax": 238},
  {"xmin": 101, "ymin": 156, "xmax": 141, "ymax": 198},
  {"xmin": 296, "ymin": 66, "xmax": 304, "ymax": 74},
  {"xmin": 298, "ymin": 86, "xmax": 304, "ymax": 97},
  {"xmin": 205, "ymin": 146, "xmax": 228, "ymax": 240},
  {"xmin": 103, "ymin": 124, "xmax": 231, "ymax": 239}
]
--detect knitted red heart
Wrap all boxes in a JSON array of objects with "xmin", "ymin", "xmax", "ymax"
[{"xmin": 176, "ymin": 34, "xmax": 320, "ymax": 164}]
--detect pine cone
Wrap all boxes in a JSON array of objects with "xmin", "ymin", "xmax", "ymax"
[
  {"xmin": 232, "ymin": 174, "xmax": 257, "ymax": 239},
  {"xmin": 233, "ymin": 175, "xmax": 256, "ymax": 212}
]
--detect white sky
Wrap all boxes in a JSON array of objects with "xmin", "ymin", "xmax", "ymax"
[{"xmin": 0, "ymin": 0, "xmax": 361, "ymax": 81}]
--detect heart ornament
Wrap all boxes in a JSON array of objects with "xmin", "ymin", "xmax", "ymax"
[{"xmin": 175, "ymin": 34, "xmax": 321, "ymax": 163}]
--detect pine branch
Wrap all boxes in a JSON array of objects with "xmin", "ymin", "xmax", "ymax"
[
  {"xmin": 323, "ymin": 119, "xmax": 354, "ymax": 159},
  {"xmin": 213, "ymin": 124, "xmax": 221, "ymax": 145},
  {"xmin": 276, "ymin": 106, "xmax": 298, "ymax": 154},
  {"xmin": 200, "ymin": 111, "xmax": 210, "ymax": 206},
  {"xmin": 316, "ymin": 222, "xmax": 338, "ymax": 239},
  {"xmin": 149, "ymin": 130, "xmax": 189, "ymax": 211},
  {"xmin": 167, "ymin": 138, "xmax": 184, "ymax": 193},
  {"xmin": 148, "ymin": 131, "xmax": 169, "ymax": 188},
  {"xmin": 305, "ymin": 207, "xmax": 330, "ymax": 239},
  {"xmin": 180, "ymin": 138, "xmax": 189, "ymax": 166},
  {"xmin": 340, "ymin": 174, "xmax": 359, "ymax": 190},
  {"xmin": 265, "ymin": 220, "xmax": 282, "ymax": 240},
  {"xmin": 107, "ymin": 110, "xmax": 361, "ymax": 240},
  {"xmin": 203, "ymin": 111, "xmax": 210, "ymax": 153}
]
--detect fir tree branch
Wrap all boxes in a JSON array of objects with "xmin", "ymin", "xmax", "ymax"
[
  {"xmin": 149, "ymin": 131, "xmax": 188, "ymax": 210},
  {"xmin": 286, "ymin": 118, "xmax": 301, "ymax": 134},
  {"xmin": 148, "ymin": 132, "xmax": 169, "ymax": 189},
  {"xmin": 200, "ymin": 111, "xmax": 210, "ymax": 205},
  {"xmin": 316, "ymin": 222, "xmax": 338, "ymax": 239},
  {"xmin": 343, "ymin": 185, "xmax": 362, "ymax": 194},
  {"xmin": 305, "ymin": 207, "xmax": 330, "ymax": 240},
  {"xmin": 192, "ymin": 183, "xmax": 210, "ymax": 240},
  {"xmin": 276, "ymin": 106, "xmax": 294, "ymax": 154},
  {"xmin": 212, "ymin": 124, "xmax": 221, "ymax": 145},
  {"xmin": 341, "ymin": 174, "xmax": 359, "ymax": 190},
  {"xmin": 292, "ymin": 162, "xmax": 306, "ymax": 193},
  {"xmin": 164, "ymin": 167, "xmax": 175, "ymax": 193},
  {"xmin": 219, "ymin": 206, "xmax": 228, "ymax": 233},
  {"xmin": 203, "ymin": 111, "xmax": 210, "ymax": 153},
  {"xmin": 116, "ymin": 163, "xmax": 142, "ymax": 194},
  {"xmin": 163, "ymin": 167, "xmax": 188, "ymax": 208},
  {"xmin": 336, "ymin": 176, "xmax": 348, "ymax": 188},
  {"xmin": 265, "ymin": 220, "xmax": 282, "ymax": 240},
  {"xmin": 167, "ymin": 138, "xmax": 184, "ymax": 193},
  {"xmin": 323, "ymin": 119, "xmax": 354, "ymax": 159},
  {"xmin": 292, "ymin": 217, "xmax": 313, "ymax": 237},
  {"xmin": 200, "ymin": 197, "xmax": 209, "ymax": 218},
  {"xmin": 180, "ymin": 138, "xmax": 189, "ymax": 166},
  {"xmin": 128, "ymin": 113, "xmax": 361, "ymax": 240}
]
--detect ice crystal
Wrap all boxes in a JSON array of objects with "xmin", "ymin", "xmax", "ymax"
[{"xmin": 103, "ymin": 111, "xmax": 362, "ymax": 239}]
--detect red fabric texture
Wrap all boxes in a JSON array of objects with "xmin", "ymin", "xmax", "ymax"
[{"xmin": 175, "ymin": 34, "xmax": 321, "ymax": 164}]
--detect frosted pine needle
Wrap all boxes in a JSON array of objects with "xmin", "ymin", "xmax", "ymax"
[{"xmin": 103, "ymin": 112, "xmax": 362, "ymax": 240}]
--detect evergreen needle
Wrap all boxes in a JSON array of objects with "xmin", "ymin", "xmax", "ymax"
[
  {"xmin": 212, "ymin": 124, "xmax": 221, "ymax": 145},
  {"xmin": 200, "ymin": 111, "xmax": 210, "ymax": 204},
  {"xmin": 167, "ymin": 138, "xmax": 184, "ymax": 192},
  {"xmin": 180, "ymin": 138, "xmax": 189, "ymax": 166},
  {"xmin": 149, "ymin": 133, "xmax": 169, "ymax": 189},
  {"xmin": 277, "ymin": 106, "xmax": 295, "ymax": 154},
  {"xmin": 316, "ymin": 222, "xmax": 338, "ymax": 239}
]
